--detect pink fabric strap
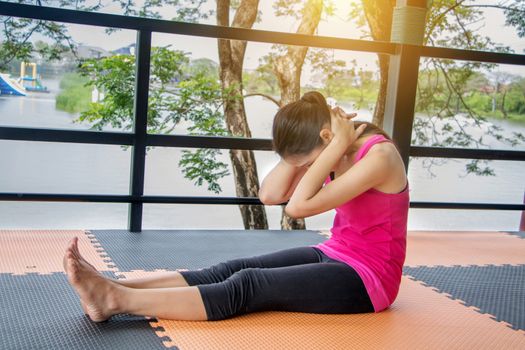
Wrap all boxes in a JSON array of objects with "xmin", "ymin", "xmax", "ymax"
[{"xmin": 354, "ymin": 134, "xmax": 392, "ymax": 163}]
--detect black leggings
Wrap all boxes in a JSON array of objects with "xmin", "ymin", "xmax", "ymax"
[{"xmin": 179, "ymin": 246, "xmax": 374, "ymax": 320}]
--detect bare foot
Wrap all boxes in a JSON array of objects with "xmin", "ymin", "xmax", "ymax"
[
  {"xmin": 63, "ymin": 238, "xmax": 99, "ymax": 315},
  {"xmin": 68, "ymin": 237, "xmax": 99, "ymax": 272},
  {"xmin": 64, "ymin": 237, "xmax": 131, "ymax": 315},
  {"xmin": 64, "ymin": 250, "xmax": 123, "ymax": 322},
  {"xmin": 67, "ymin": 237, "xmax": 124, "ymax": 288}
]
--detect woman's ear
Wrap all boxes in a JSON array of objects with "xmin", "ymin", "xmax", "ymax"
[{"xmin": 319, "ymin": 128, "xmax": 333, "ymax": 144}]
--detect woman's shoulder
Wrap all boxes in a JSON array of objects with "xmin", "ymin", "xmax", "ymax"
[
  {"xmin": 362, "ymin": 139, "xmax": 399, "ymax": 165},
  {"xmin": 363, "ymin": 140, "xmax": 407, "ymax": 193}
]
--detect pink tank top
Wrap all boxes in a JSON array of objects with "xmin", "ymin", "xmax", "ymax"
[{"xmin": 315, "ymin": 134, "xmax": 409, "ymax": 312}]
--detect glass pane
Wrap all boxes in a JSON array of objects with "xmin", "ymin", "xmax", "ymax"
[
  {"xmin": 142, "ymin": 203, "xmax": 333, "ymax": 230},
  {"xmin": 144, "ymin": 148, "xmax": 285, "ymax": 197},
  {"xmin": 414, "ymin": 60, "xmax": 525, "ymax": 150},
  {"xmin": 423, "ymin": 2, "xmax": 524, "ymax": 53},
  {"xmin": 0, "ymin": 202, "xmax": 128, "ymax": 229},
  {"xmin": 408, "ymin": 209, "xmax": 521, "ymax": 231},
  {"xmin": 143, "ymin": 203, "xmax": 243, "ymax": 229},
  {"xmin": 0, "ymin": 140, "xmax": 131, "ymax": 194},
  {"xmin": 0, "ymin": 21, "xmax": 136, "ymax": 132},
  {"xmin": 408, "ymin": 158, "xmax": 524, "ymax": 204}
]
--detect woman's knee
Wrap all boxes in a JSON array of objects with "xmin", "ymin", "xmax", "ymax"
[
  {"xmin": 199, "ymin": 267, "xmax": 264, "ymax": 320},
  {"xmin": 202, "ymin": 256, "xmax": 241, "ymax": 278},
  {"xmin": 228, "ymin": 267, "xmax": 262, "ymax": 292}
]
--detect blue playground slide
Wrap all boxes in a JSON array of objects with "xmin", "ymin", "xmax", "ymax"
[{"xmin": 0, "ymin": 73, "xmax": 27, "ymax": 96}]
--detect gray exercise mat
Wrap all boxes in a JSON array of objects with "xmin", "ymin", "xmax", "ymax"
[
  {"xmin": 89, "ymin": 229, "xmax": 327, "ymax": 271},
  {"xmin": 403, "ymin": 264, "xmax": 525, "ymax": 331},
  {"xmin": 0, "ymin": 271, "xmax": 172, "ymax": 350}
]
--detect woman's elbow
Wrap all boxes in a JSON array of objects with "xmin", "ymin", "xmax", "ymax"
[
  {"xmin": 284, "ymin": 203, "xmax": 304, "ymax": 219},
  {"xmin": 258, "ymin": 189, "xmax": 282, "ymax": 206}
]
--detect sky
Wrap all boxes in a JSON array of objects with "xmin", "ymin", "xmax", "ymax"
[{"xmin": 34, "ymin": 0, "xmax": 525, "ymax": 79}]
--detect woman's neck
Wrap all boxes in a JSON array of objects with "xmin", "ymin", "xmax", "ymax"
[
  {"xmin": 333, "ymin": 134, "xmax": 375, "ymax": 174},
  {"xmin": 346, "ymin": 134, "xmax": 375, "ymax": 158}
]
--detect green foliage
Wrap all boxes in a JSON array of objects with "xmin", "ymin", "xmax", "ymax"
[
  {"xmin": 0, "ymin": 41, "xmax": 33, "ymax": 71},
  {"xmin": 465, "ymin": 159, "xmax": 496, "ymax": 177},
  {"xmin": 305, "ymin": 49, "xmax": 379, "ymax": 109},
  {"xmin": 501, "ymin": 1, "xmax": 525, "ymax": 37},
  {"xmin": 416, "ymin": 66, "xmax": 525, "ymax": 118},
  {"xmin": 464, "ymin": 91, "xmax": 492, "ymax": 114},
  {"xmin": 185, "ymin": 58, "xmax": 219, "ymax": 80},
  {"xmin": 307, "ymin": 49, "xmax": 347, "ymax": 96},
  {"xmin": 75, "ymin": 46, "xmax": 230, "ymax": 194},
  {"xmin": 179, "ymin": 148, "xmax": 229, "ymax": 194},
  {"xmin": 0, "ymin": 0, "xmax": 211, "ymax": 70},
  {"xmin": 243, "ymin": 56, "xmax": 279, "ymax": 96},
  {"xmin": 55, "ymin": 73, "xmax": 92, "ymax": 113},
  {"xmin": 273, "ymin": 0, "xmax": 303, "ymax": 19},
  {"xmin": 76, "ymin": 54, "xmax": 136, "ymax": 130},
  {"xmin": 0, "ymin": 1, "xmax": 98, "ymax": 70},
  {"xmin": 343, "ymin": 0, "xmax": 525, "ymax": 176}
]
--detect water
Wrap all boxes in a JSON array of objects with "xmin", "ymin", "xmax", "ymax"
[{"xmin": 0, "ymin": 78, "xmax": 523, "ymax": 231}]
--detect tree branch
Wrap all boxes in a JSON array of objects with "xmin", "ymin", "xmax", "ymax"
[
  {"xmin": 426, "ymin": 0, "xmax": 468, "ymax": 41},
  {"xmin": 243, "ymin": 93, "xmax": 280, "ymax": 106},
  {"xmin": 454, "ymin": 11, "xmax": 472, "ymax": 47},
  {"xmin": 463, "ymin": 5, "xmax": 525, "ymax": 14}
]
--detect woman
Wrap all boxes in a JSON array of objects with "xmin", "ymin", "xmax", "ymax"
[{"xmin": 63, "ymin": 91, "xmax": 409, "ymax": 322}]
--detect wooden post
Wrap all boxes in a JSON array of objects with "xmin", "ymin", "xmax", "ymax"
[{"xmin": 383, "ymin": 0, "xmax": 428, "ymax": 170}]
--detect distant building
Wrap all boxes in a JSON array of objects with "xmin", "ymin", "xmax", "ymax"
[
  {"xmin": 112, "ymin": 44, "xmax": 136, "ymax": 56},
  {"xmin": 76, "ymin": 45, "xmax": 111, "ymax": 59},
  {"xmin": 75, "ymin": 43, "xmax": 136, "ymax": 59},
  {"xmin": 478, "ymin": 84, "xmax": 495, "ymax": 94}
]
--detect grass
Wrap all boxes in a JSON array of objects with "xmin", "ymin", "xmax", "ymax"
[
  {"xmin": 485, "ymin": 111, "xmax": 525, "ymax": 124},
  {"xmin": 55, "ymin": 73, "xmax": 92, "ymax": 114}
]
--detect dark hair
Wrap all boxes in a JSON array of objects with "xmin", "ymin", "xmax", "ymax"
[
  {"xmin": 272, "ymin": 91, "xmax": 391, "ymax": 157},
  {"xmin": 272, "ymin": 91, "xmax": 331, "ymax": 157}
]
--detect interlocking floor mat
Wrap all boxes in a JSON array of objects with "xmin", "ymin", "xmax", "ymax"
[
  {"xmin": 403, "ymin": 264, "xmax": 525, "ymax": 331},
  {"xmin": 1, "ymin": 229, "xmax": 524, "ymax": 349},
  {"xmin": 0, "ymin": 272, "xmax": 170, "ymax": 350},
  {"xmin": 88, "ymin": 229, "xmax": 326, "ymax": 271}
]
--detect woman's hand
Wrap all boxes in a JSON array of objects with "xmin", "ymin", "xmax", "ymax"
[{"xmin": 330, "ymin": 106, "xmax": 367, "ymax": 147}]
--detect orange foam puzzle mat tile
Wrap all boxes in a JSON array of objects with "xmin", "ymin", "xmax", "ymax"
[
  {"xmin": 404, "ymin": 231, "xmax": 525, "ymax": 267},
  {"xmin": 0, "ymin": 229, "xmax": 118, "ymax": 275},
  {"xmin": 320, "ymin": 230, "xmax": 525, "ymax": 267},
  {"xmin": 121, "ymin": 271, "xmax": 525, "ymax": 350}
]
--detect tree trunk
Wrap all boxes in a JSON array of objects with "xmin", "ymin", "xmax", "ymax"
[
  {"xmin": 501, "ymin": 90, "xmax": 508, "ymax": 118},
  {"xmin": 372, "ymin": 54, "xmax": 389, "ymax": 126},
  {"xmin": 272, "ymin": 0, "xmax": 323, "ymax": 230},
  {"xmin": 217, "ymin": 0, "xmax": 268, "ymax": 229},
  {"xmin": 362, "ymin": 0, "xmax": 396, "ymax": 127}
]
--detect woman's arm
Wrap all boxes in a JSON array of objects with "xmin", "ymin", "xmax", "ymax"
[
  {"xmin": 259, "ymin": 159, "xmax": 309, "ymax": 205},
  {"xmin": 285, "ymin": 144, "xmax": 391, "ymax": 218},
  {"xmin": 285, "ymin": 108, "xmax": 381, "ymax": 218}
]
